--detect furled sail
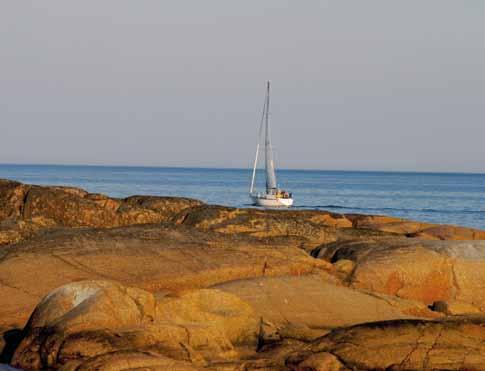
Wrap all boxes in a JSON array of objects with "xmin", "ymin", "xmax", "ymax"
[{"xmin": 264, "ymin": 82, "xmax": 277, "ymax": 191}]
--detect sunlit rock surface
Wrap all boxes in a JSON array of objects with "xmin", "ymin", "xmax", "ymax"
[
  {"xmin": 1, "ymin": 179, "xmax": 485, "ymax": 370},
  {"xmin": 314, "ymin": 238, "xmax": 485, "ymax": 312}
]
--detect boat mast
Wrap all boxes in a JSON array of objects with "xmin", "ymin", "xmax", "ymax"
[
  {"xmin": 264, "ymin": 81, "xmax": 278, "ymax": 192},
  {"xmin": 250, "ymin": 89, "xmax": 267, "ymax": 194}
]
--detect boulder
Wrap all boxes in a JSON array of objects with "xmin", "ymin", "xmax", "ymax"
[
  {"xmin": 11, "ymin": 281, "xmax": 259, "ymax": 370},
  {"xmin": 23, "ymin": 280, "xmax": 155, "ymax": 332},
  {"xmin": 316, "ymin": 238, "xmax": 485, "ymax": 311}
]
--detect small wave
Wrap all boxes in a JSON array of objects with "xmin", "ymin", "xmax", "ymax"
[
  {"xmin": 296, "ymin": 204, "xmax": 485, "ymax": 215},
  {"xmin": 297, "ymin": 204, "xmax": 355, "ymax": 210}
]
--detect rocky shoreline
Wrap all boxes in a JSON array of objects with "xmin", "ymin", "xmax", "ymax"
[{"xmin": 1, "ymin": 178, "xmax": 485, "ymax": 370}]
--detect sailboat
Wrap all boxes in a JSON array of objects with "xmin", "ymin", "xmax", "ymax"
[{"xmin": 249, "ymin": 81, "xmax": 294, "ymax": 207}]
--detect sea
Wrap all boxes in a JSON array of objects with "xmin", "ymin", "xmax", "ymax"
[{"xmin": 0, "ymin": 164, "xmax": 484, "ymax": 230}]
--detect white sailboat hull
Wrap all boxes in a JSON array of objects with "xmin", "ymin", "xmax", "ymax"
[
  {"xmin": 249, "ymin": 82, "xmax": 293, "ymax": 209},
  {"xmin": 250, "ymin": 194, "xmax": 294, "ymax": 208}
]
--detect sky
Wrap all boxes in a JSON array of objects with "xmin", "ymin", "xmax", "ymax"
[{"xmin": 1, "ymin": 1, "xmax": 485, "ymax": 172}]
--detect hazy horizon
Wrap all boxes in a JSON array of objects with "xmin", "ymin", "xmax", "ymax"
[
  {"xmin": 2, "ymin": 1, "xmax": 485, "ymax": 173},
  {"xmin": 2, "ymin": 162, "xmax": 485, "ymax": 176}
]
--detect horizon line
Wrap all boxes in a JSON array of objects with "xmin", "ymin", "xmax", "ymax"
[{"xmin": 1, "ymin": 162, "xmax": 484, "ymax": 176}]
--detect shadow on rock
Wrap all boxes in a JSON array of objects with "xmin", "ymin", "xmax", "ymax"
[{"xmin": 0, "ymin": 329, "xmax": 23, "ymax": 364}]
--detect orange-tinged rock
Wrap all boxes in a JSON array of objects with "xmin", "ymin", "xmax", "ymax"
[
  {"xmin": 2, "ymin": 179, "xmax": 485, "ymax": 370},
  {"xmin": 291, "ymin": 352, "xmax": 345, "ymax": 371},
  {"xmin": 317, "ymin": 238, "xmax": 485, "ymax": 311},
  {"xmin": 308, "ymin": 213, "xmax": 353, "ymax": 228},
  {"xmin": 0, "ymin": 179, "xmax": 203, "ymax": 246},
  {"xmin": 345, "ymin": 213, "xmax": 485, "ymax": 241},
  {"xmin": 286, "ymin": 317, "xmax": 485, "ymax": 370},
  {"xmin": 215, "ymin": 275, "xmax": 437, "ymax": 331},
  {"xmin": 176, "ymin": 205, "xmax": 341, "ymax": 250},
  {"xmin": 11, "ymin": 281, "xmax": 258, "ymax": 370},
  {"xmin": 0, "ymin": 180, "xmax": 28, "ymax": 221},
  {"xmin": 24, "ymin": 280, "xmax": 156, "ymax": 332},
  {"xmin": 155, "ymin": 289, "xmax": 259, "ymax": 346},
  {"xmin": 415, "ymin": 224, "xmax": 485, "ymax": 240},
  {"xmin": 61, "ymin": 350, "xmax": 198, "ymax": 371},
  {"xmin": 0, "ymin": 223, "xmax": 335, "ymax": 330},
  {"xmin": 2, "ymin": 179, "xmax": 484, "ymax": 251}
]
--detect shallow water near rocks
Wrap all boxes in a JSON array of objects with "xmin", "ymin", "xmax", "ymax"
[{"xmin": 0, "ymin": 164, "xmax": 484, "ymax": 229}]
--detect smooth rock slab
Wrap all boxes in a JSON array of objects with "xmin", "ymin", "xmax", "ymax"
[
  {"xmin": 0, "ymin": 224, "xmax": 334, "ymax": 329},
  {"xmin": 286, "ymin": 317, "xmax": 485, "ymax": 370},
  {"xmin": 214, "ymin": 275, "xmax": 438, "ymax": 330}
]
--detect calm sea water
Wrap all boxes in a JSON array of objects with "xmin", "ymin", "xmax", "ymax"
[{"xmin": 0, "ymin": 164, "xmax": 484, "ymax": 230}]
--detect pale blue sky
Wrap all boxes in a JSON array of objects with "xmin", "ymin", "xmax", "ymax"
[{"xmin": 1, "ymin": 1, "xmax": 485, "ymax": 172}]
